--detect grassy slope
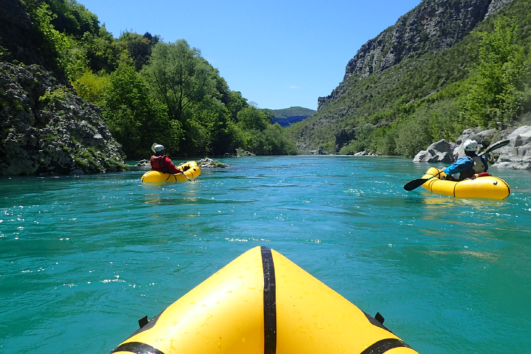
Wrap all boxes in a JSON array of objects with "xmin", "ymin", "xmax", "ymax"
[{"xmin": 286, "ymin": 0, "xmax": 531, "ymax": 153}]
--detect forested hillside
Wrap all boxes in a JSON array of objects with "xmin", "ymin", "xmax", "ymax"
[
  {"xmin": 1, "ymin": 0, "xmax": 296, "ymax": 170},
  {"xmin": 267, "ymin": 106, "xmax": 315, "ymax": 127},
  {"xmin": 287, "ymin": 0, "xmax": 531, "ymax": 156},
  {"xmin": 267, "ymin": 106, "xmax": 315, "ymax": 119}
]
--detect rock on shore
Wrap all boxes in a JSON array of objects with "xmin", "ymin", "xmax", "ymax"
[{"xmin": 413, "ymin": 125, "xmax": 531, "ymax": 170}]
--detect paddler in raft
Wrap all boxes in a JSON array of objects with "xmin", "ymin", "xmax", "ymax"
[
  {"xmin": 150, "ymin": 143, "xmax": 183, "ymax": 175},
  {"xmin": 442, "ymin": 139, "xmax": 488, "ymax": 181}
]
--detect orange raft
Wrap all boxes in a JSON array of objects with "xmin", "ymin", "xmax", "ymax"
[
  {"xmin": 421, "ymin": 167, "xmax": 510, "ymax": 199},
  {"xmin": 111, "ymin": 246, "xmax": 418, "ymax": 354}
]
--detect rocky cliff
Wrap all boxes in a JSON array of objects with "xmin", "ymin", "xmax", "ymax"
[
  {"xmin": 318, "ymin": 0, "xmax": 514, "ymax": 110},
  {"xmin": 0, "ymin": 0, "xmax": 127, "ymax": 175},
  {"xmin": 0, "ymin": 62, "xmax": 126, "ymax": 175}
]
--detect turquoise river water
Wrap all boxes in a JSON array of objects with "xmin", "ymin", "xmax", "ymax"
[{"xmin": 1, "ymin": 156, "xmax": 530, "ymax": 353}]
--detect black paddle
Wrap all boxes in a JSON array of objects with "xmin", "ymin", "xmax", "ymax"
[
  {"xmin": 403, "ymin": 139, "xmax": 511, "ymax": 191},
  {"xmin": 403, "ymin": 171, "xmax": 443, "ymax": 191},
  {"xmin": 478, "ymin": 139, "xmax": 510, "ymax": 156}
]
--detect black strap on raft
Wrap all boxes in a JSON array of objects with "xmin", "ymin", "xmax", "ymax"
[
  {"xmin": 360, "ymin": 338, "xmax": 411, "ymax": 354},
  {"xmin": 261, "ymin": 246, "xmax": 277, "ymax": 354},
  {"xmin": 111, "ymin": 342, "xmax": 165, "ymax": 354},
  {"xmin": 375, "ymin": 312, "xmax": 385, "ymax": 325},
  {"xmin": 363, "ymin": 310, "xmax": 392, "ymax": 333},
  {"xmin": 111, "ymin": 312, "xmax": 163, "ymax": 354},
  {"xmin": 138, "ymin": 316, "xmax": 148, "ymax": 329}
]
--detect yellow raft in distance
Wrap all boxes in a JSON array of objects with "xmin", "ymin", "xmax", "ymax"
[
  {"xmin": 421, "ymin": 167, "xmax": 510, "ymax": 199},
  {"xmin": 111, "ymin": 246, "xmax": 418, "ymax": 354},
  {"xmin": 141, "ymin": 161, "xmax": 201, "ymax": 183}
]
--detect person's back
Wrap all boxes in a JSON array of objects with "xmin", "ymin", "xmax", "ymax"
[
  {"xmin": 150, "ymin": 144, "xmax": 182, "ymax": 174},
  {"xmin": 443, "ymin": 139, "xmax": 488, "ymax": 180}
]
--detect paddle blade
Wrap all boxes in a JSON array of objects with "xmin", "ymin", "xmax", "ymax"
[
  {"xmin": 404, "ymin": 178, "xmax": 430, "ymax": 191},
  {"xmin": 479, "ymin": 139, "xmax": 510, "ymax": 156}
]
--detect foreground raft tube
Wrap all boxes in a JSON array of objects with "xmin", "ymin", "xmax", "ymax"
[
  {"xmin": 421, "ymin": 167, "xmax": 510, "ymax": 199},
  {"xmin": 111, "ymin": 246, "xmax": 417, "ymax": 354},
  {"xmin": 141, "ymin": 161, "xmax": 201, "ymax": 183}
]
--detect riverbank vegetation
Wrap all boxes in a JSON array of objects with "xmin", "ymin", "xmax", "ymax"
[
  {"xmin": 20, "ymin": 0, "xmax": 296, "ymax": 158},
  {"xmin": 286, "ymin": 0, "xmax": 531, "ymax": 156}
]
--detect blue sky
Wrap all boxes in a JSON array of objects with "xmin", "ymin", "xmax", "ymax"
[{"xmin": 79, "ymin": 0, "xmax": 421, "ymax": 110}]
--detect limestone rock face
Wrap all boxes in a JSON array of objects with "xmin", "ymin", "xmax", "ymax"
[
  {"xmin": 318, "ymin": 0, "xmax": 514, "ymax": 111},
  {"xmin": 487, "ymin": 0, "xmax": 515, "ymax": 16},
  {"xmin": 413, "ymin": 139, "xmax": 456, "ymax": 163},
  {"xmin": 456, "ymin": 128, "xmax": 496, "ymax": 145},
  {"xmin": 493, "ymin": 126, "xmax": 531, "ymax": 170},
  {"xmin": 0, "ymin": 62, "xmax": 127, "ymax": 176},
  {"xmin": 453, "ymin": 128, "xmax": 497, "ymax": 159}
]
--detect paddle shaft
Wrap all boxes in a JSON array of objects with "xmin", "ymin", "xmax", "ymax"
[
  {"xmin": 176, "ymin": 171, "xmax": 192, "ymax": 181},
  {"xmin": 403, "ymin": 170, "xmax": 443, "ymax": 191}
]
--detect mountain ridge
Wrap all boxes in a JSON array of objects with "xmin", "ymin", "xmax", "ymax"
[
  {"xmin": 266, "ymin": 106, "xmax": 315, "ymax": 119},
  {"xmin": 318, "ymin": 0, "xmax": 514, "ymax": 111},
  {"xmin": 287, "ymin": 0, "xmax": 524, "ymax": 154}
]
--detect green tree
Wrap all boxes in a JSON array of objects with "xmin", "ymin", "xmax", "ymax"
[
  {"xmin": 102, "ymin": 55, "xmax": 179, "ymax": 158},
  {"xmin": 44, "ymin": 0, "xmax": 100, "ymax": 37},
  {"xmin": 142, "ymin": 40, "xmax": 217, "ymax": 125},
  {"xmin": 237, "ymin": 106, "xmax": 270, "ymax": 131},
  {"xmin": 82, "ymin": 26, "xmax": 119, "ymax": 73},
  {"xmin": 24, "ymin": 1, "xmax": 87, "ymax": 80},
  {"xmin": 72, "ymin": 69, "xmax": 109, "ymax": 104},
  {"xmin": 462, "ymin": 16, "xmax": 531, "ymax": 128},
  {"xmin": 117, "ymin": 31, "xmax": 160, "ymax": 71}
]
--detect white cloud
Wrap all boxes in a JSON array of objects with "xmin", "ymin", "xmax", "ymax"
[{"xmin": 289, "ymin": 85, "xmax": 301, "ymax": 89}]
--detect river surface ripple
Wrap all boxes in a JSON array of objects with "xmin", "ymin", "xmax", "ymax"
[{"xmin": 1, "ymin": 156, "xmax": 530, "ymax": 353}]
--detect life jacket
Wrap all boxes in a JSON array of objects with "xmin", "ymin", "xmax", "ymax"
[
  {"xmin": 460, "ymin": 156, "xmax": 486, "ymax": 180},
  {"xmin": 150, "ymin": 155, "xmax": 170, "ymax": 173}
]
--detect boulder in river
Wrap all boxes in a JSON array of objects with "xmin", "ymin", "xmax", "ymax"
[
  {"xmin": 413, "ymin": 139, "xmax": 456, "ymax": 163},
  {"xmin": 197, "ymin": 158, "xmax": 229, "ymax": 168}
]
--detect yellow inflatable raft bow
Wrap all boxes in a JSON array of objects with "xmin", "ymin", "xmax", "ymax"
[
  {"xmin": 111, "ymin": 246, "xmax": 417, "ymax": 354},
  {"xmin": 141, "ymin": 161, "xmax": 201, "ymax": 183},
  {"xmin": 421, "ymin": 167, "xmax": 510, "ymax": 199}
]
